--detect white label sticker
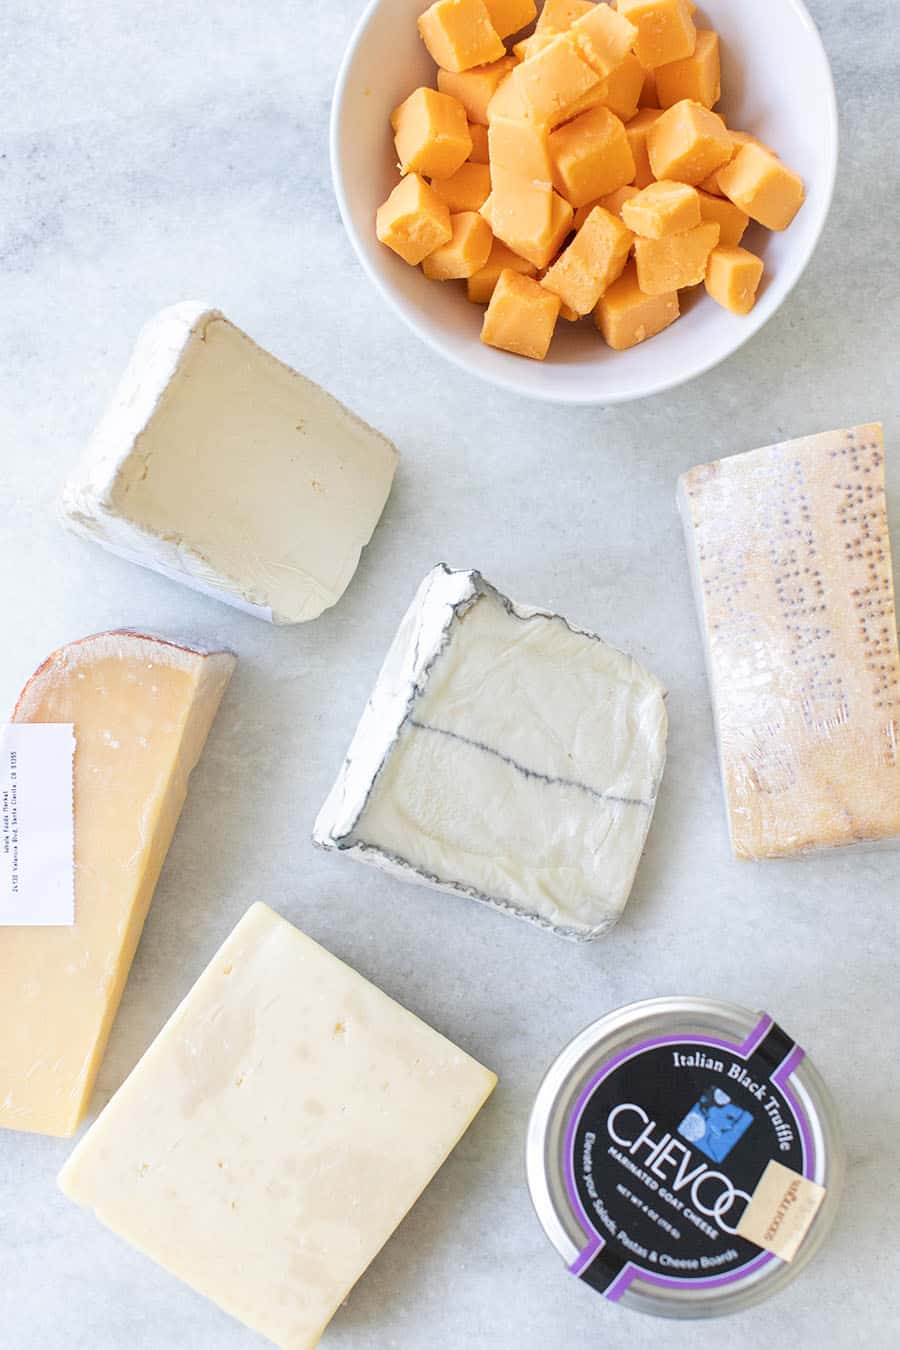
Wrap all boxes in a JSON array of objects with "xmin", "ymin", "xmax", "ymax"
[
  {"xmin": 0, "ymin": 724, "xmax": 76, "ymax": 926},
  {"xmin": 736, "ymin": 1159, "xmax": 826, "ymax": 1262}
]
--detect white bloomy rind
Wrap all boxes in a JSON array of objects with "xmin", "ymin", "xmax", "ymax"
[
  {"xmin": 60, "ymin": 303, "xmax": 398, "ymax": 624},
  {"xmin": 314, "ymin": 565, "xmax": 668, "ymax": 941}
]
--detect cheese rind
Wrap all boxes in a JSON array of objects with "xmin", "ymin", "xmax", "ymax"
[
  {"xmin": 59, "ymin": 305, "xmax": 398, "ymax": 625},
  {"xmin": 314, "ymin": 566, "xmax": 667, "ymax": 940},
  {"xmin": 678, "ymin": 423, "xmax": 900, "ymax": 859},
  {"xmin": 59, "ymin": 903, "xmax": 496, "ymax": 1350},
  {"xmin": 1, "ymin": 632, "xmax": 235, "ymax": 1137}
]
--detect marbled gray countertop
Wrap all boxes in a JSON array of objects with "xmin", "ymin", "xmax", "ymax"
[{"xmin": 1, "ymin": 1, "xmax": 898, "ymax": 1347}]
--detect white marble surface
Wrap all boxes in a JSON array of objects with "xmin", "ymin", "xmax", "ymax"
[{"xmin": 1, "ymin": 2, "xmax": 898, "ymax": 1347}]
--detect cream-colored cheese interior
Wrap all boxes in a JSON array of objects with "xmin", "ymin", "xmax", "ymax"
[
  {"xmin": 1, "ymin": 633, "xmax": 234, "ymax": 1137},
  {"xmin": 355, "ymin": 589, "xmax": 667, "ymax": 933},
  {"xmin": 108, "ymin": 316, "xmax": 396, "ymax": 623},
  {"xmin": 59, "ymin": 903, "xmax": 496, "ymax": 1350}
]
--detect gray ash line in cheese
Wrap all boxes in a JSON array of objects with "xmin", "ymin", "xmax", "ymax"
[
  {"xmin": 314, "ymin": 565, "xmax": 668, "ymax": 940},
  {"xmin": 407, "ymin": 718, "xmax": 652, "ymax": 810},
  {"xmin": 325, "ymin": 566, "xmax": 655, "ymax": 837}
]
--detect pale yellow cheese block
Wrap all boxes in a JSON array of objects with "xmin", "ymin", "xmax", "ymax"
[
  {"xmin": 679, "ymin": 423, "xmax": 900, "ymax": 858},
  {"xmin": 1, "ymin": 631, "xmax": 235, "ymax": 1136},
  {"xmin": 59, "ymin": 902, "xmax": 497, "ymax": 1350}
]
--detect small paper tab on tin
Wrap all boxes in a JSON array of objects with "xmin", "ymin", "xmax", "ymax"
[{"xmin": 737, "ymin": 1159, "xmax": 825, "ymax": 1263}]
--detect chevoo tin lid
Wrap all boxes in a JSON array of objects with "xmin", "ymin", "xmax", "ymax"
[{"xmin": 526, "ymin": 998, "xmax": 843, "ymax": 1320}]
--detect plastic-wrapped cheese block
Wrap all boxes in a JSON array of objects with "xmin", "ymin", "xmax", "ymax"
[
  {"xmin": 314, "ymin": 565, "xmax": 668, "ymax": 940},
  {"xmin": 678, "ymin": 423, "xmax": 900, "ymax": 859},
  {"xmin": 0, "ymin": 632, "xmax": 235, "ymax": 1136},
  {"xmin": 60, "ymin": 304, "xmax": 398, "ymax": 624},
  {"xmin": 59, "ymin": 903, "xmax": 496, "ymax": 1350}
]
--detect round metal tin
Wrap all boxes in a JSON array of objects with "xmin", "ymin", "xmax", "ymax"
[{"xmin": 526, "ymin": 997, "xmax": 842, "ymax": 1319}]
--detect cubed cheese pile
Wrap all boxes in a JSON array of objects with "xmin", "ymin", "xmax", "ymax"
[{"xmin": 375, "ymin": 0, "xmax": 806, "ymax": 361}]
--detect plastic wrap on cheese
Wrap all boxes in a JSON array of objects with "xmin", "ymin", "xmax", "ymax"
[
  {"xmin": 314, "ymin": 565, "xmax": 668, "ymax": 941},
  {"xmin": 678, "ymin": 422, "xmax": 900, "ymax": 859}
]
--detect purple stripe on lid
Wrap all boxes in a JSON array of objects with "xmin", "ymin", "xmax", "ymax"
[
  {"xmin": 771, "ymin": 1042, "xmax": 811, "ymax": 1176},
  {"xmin": 604, "ymin": 1265, "xmax": 636, "ymax": 1301},
  {"xmin": 567, "ymin": 1234, "xmax": 603, "ymax": 1278}
]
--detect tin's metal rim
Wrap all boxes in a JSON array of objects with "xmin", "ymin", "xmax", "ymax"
[{"xmin": 526, "ymin": 997, "xmax": 843, "ymax": 1320}]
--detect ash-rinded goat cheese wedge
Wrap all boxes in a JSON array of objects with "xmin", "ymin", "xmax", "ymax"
[
  {"xmin": 60, "ymin": 304, "xmax": 398, "ymax": 623},
  {"xmin": 314, "ymin": 566, "xmax": 668, "ymax": 940},
  {"xmin": 59, "ymin": 903, "xmax": 496, "ymax": 1350},
  {"xmin": 679, "ymin": 421, "xmax": 900, "ymax": 859}
]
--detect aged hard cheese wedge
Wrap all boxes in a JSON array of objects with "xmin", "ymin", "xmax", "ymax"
[
  {"xmin": 1, "ymin": 632, "xmax": 235, "ymax": 1136},
  {"xmin": 60, "ymin": 305, "xmax": 398, "ymax": 624},
  {"xmin": 314, "ymin": 566, "xmax": 668, "ymax": 939},
  {"xmin": 679, "ymin": 423, "xmax": 900, "ymax": 859},
  {"xmin": 59, "ymin": 902, "xmax": 496, "ymax": 1350}
]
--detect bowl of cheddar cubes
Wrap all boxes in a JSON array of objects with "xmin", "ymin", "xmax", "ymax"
[{"xmin": 331, "ymin": 0, "xmax": 836, "ymax": 403}]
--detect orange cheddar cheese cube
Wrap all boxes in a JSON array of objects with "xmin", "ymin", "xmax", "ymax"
[
  {"xmin": 376, "ymin": 174, "xmax": 453, "ymax": 265},
  {"xmin": 418, "ymin": 0, "xmax": 505, "ymax": 74},
  {"xmin": 571, "ymin": 5, "xmax": 637, "ymax": 78},
  {"xmin": 483, "ymin": 0, "xmax": 537, "ymax": 39},
  {"xmin": 512, "ymin": 33, "xmax": 601, "ymax": 125},
  {"xmin": 481, "ymin": 268, "xmax": 561, "ymax": 358},
  {"xmin": 549, "ymin": 105, "xmax": 635, "ymax": 208},
  {"xmin": 541, "ymin": 205, "xmax": 633, "ymax": 314},
  {"xmin": 550, "ymin": 81, "xmax": 609, "ymax": 128},
  {"xmin": 655, "ymin": 29, "xmax": 720, "ymax": 109},
  {"xmin": 600, "ymin": 52, "xmax": 645, "ymax": 122},
  {"xmin": 647, "ymin": 98, "xmax": 732, "ymax": 185},
  {"xmin": 618, "ymin": 0, "xmax": 696, "ymax": 69},
  {"xmin": 392, "ymin": 87, "xmax": 473, "ymax": 179},
  {"xmin": 467, "ymin": 239, "xmax": 537, "ymax": 302},
  {"xmin": 530, "ymin": 187, "xmax": 576, "ymax": 267},
  {"xmin": 699, "ymin": 129, "xmax": 771, "ymax": 195},
  {"xmin": 422, "ymin": 210, "xmax": 494, "ymax": 278},
  {"xmin": 697, "ymin": 189, "xmax": 748, "ymax": 246},
  {"xmin": 489, "ymin": 112, "xmax": 553, "ymax": 179},
  {"xmin": 717, "ymin": 142, "xmax": 805, "ymax": 231},
  {"xmin": 485, "ymin": 176, "xmax": 574, "ymax": 268},
  {"xmin": 468, "ymin": 121, "xmax": 491, "ymax": 161},
  {"xmin": 573, "ymin": 183, "xmax": 640, "ymax": 228},
  {"xmin": 487, "ymin": 70, "xmax": 528, "ymax": 121},
  {"xmin": 536, "ymin": 273, "xmax": 579, "ymax": 321},
  {"xmin": 625, "ymin": 107, "xmax": 663, "ymax": 187},
  {"xmin": 633, "ymin": 219, "xmax": 719, "ymax": 292},
  {"xmin": 704, "ymin": 244, "xmax": 764, "ymax": 314},
  {"xmin": 535, "ymin": 0, "xmax": 595, "ymax": 34},
  {"xmin": 512, "ymin": 32, "xmax": 556, "ymax": 60},
  {"xmin": 487, "ymin": 166, "xmax": 553, "ymax": 249},
  {"xmin": 595, "ymin": 260, "xmax": 680, "ymax": 347},
  {"xmin": 639, "ymin": 65, "xmax": 659, "ymax": 108},
  {"xmin": 438, "ymin": 57, "xmax": 517, "ymax": 125},
  {"xmin": 431, "ymin": 161, "xmax": 493, "ymax": 211},
  {"xmin": 621, "ymin": 179, "xmax": 700, "ymax": 237}
]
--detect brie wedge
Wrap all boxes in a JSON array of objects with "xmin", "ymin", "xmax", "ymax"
[
  {"xmin": 314, "ymin": 566, "xmax": 668, "ymax": 940},
  {"xmin": 60, "ymin": 304, "xmax": 398, "ymax": 623}
]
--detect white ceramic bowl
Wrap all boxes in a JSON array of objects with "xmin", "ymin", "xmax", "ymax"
[{"xmin": 331, "ymin": 0, "xmax": 837, "ymax": 404}]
